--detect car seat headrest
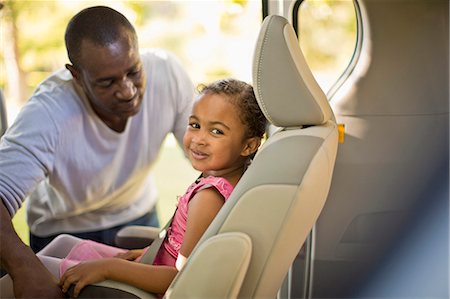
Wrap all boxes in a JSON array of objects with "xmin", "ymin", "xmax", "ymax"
[{"xmin": 252, "ymin": 15, "xmax": 333, "ymax": 128}]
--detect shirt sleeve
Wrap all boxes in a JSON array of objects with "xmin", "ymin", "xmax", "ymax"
[
  {"xmin": 164, "ymin": 52, "xmax": 195, "ymax": 147},
  {"xmin": 0, "ymin": 97, "xmax": 58, "ymax": 215}
]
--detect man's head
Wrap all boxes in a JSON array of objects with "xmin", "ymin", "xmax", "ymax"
[
  {"xmin": 65, "ymin": 6, "xmax": 137, "ymax": 67},
  {"xmin": 64, "ymin": 6, "xmax": 146, "ymax": 132}
]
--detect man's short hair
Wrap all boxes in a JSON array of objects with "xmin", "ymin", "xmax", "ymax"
[{"xmin": 65, "ymin": 6, "xmax": 138, "ymax": 66}]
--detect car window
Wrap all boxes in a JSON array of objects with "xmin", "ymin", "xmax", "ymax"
[{"xmin": 293, "ymin": 0, "xmax": 357, "ymax": 94}]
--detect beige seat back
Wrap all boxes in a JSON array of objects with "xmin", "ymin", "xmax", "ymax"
[{"xmin": 166, "ymin": 14, "xmax": 338, "ymax": 299}]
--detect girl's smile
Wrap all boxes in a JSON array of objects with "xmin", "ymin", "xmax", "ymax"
[{"xmin": 189, "ymin": 148, "xmax": 209, "ymax": 160}]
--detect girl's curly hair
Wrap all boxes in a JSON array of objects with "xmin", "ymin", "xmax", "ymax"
[{"xmin": 198, "ymin": 79, "xmax": 267, "ymax": 140}]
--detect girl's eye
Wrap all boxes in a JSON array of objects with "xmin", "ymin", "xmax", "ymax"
[
  {"xmin": 189, "ymin": 122, "xmax": 200, "ymax": 129},
  {"xmin": 211, "ymin": 128, "xmax": 223, "ymax": 135}
]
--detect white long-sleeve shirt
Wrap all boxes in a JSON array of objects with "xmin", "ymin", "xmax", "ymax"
[{"xmin": 0, "ymin": 49, "xmax": 194, "ymax": 236}]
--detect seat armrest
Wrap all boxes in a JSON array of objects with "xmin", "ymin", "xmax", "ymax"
[
  {"xmin": 67, "ymin": 226, "xmax": 161, "ymax": 298},
  {"xmin": 165, "ymin": 232, "xmax": 252, "ymax": 299},
  {"xmin": 68, "ymin": 280, "xmax": 157, "ymax": 299},
  {"xmin": 115, "ymin": 225, "xmax": 160, "ymax": 249},
  {"xmin": 69, "ymin": 232, "xmax": 251, "ymax": 299}
]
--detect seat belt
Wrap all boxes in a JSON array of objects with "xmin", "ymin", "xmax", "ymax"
[
  {"xmin": 138, "ymin": 215, "xmax": 173, "ymax": 265},
  {"xmin": 139, "ymin": 175, "xmax": 203, "ymax": 265}
]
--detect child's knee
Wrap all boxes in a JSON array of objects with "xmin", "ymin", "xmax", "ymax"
[{"xmin": 53, "ymin": 234, "xmax": 77, "ymax": 243}]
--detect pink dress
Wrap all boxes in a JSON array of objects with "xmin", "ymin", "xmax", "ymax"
[
  {"xmin": 153, "ymin": 176, "xmax": 234, "ymax": 267},
  {"xmin": 60, "ymin": 240, "xmax": 127, "ymax": 275},
  {"xmin": 60, "ymin": 176, "xmax": 233, "ymax": 275}
]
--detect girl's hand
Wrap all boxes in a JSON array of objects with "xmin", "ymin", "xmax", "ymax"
[
  {"xmin": 59, "ymin": 259, "xmax": 113, "ymax": 297},
  {"xmin": 114, "ymin": 249, "xmax": 145, "ymax": 261}
]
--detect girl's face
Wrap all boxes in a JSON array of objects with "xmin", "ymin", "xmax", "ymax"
[{"xmin": 183, "ymin": 93, "xmax": 254, "ymax": 178}]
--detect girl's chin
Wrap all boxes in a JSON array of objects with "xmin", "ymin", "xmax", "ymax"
[{"xmin": 190, "ymin": 163, "xmax": 205, "ymax": 172}]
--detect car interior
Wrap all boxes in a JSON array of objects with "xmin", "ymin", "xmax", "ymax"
[
  {"xmin": 3, "ymin": 1, "xmax": 447, "ymax": 298},
  {"xmin": 66, "ymin": 14, "xmax": 339, "ymax": 299},
  {"xmin": 289, "ymin": 0, "xmax": 449, "ymax": 297}
]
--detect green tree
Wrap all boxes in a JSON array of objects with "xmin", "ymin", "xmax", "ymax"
[{"xmin": 1, "ymin": 0, "xmax": 29, "ymax": 107}]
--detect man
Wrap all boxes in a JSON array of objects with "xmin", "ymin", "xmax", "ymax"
[{"xmin": 0, "ymin": 6, "xmax": 193, "ymax": 297}]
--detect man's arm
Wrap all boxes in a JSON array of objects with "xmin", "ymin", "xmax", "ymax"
[{"xmin": 0, "ymin": 202, "xmax": 65, "ymax": 298}]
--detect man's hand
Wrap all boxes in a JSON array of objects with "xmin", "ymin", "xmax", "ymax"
[
  {"xmin": 12, "ymin": 260, "xmax": 65, "ymax": 298},
  {"xmin": 1, "ymin": 203, "xmax": 65, "ymax": 298}
]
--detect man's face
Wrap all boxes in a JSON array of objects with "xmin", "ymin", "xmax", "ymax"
[{"xmin": 69, "ymin": 32, "xmax": 146, "ymax": 131}]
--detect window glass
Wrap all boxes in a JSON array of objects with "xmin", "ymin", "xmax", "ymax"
[{"xmin": 295, "ymin": 0, "xmax": 357, "ymax": 93}]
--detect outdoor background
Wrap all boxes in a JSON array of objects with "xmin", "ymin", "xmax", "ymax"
[{"xmin": 0, "ymin": 0, "xmax": 356, "ymax": 244}]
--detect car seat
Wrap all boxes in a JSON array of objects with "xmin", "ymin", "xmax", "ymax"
[
  {"xmin": 0, "ymin": 90, "xmax": 7, "ymax": 137},
  {"xmin": 69, "ymin": 14, "xmax": 339, "ymax": 299}
]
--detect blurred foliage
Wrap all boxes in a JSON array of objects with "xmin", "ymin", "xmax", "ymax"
[
  {"xmin": 1, "ymin": 0, "xmax": 356, "ymax": 108},
  {"xmin": 0, "ymin": 0, "xmax": 263, "ymax": 107},
  {"xmin": 5, "ymin": 2, "xmax": 68, "ymax": 67}
]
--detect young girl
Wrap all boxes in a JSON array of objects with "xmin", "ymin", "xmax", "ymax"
[{"xmin": 1, "ymin": 78, "xmax": 267, "ymax": 297}]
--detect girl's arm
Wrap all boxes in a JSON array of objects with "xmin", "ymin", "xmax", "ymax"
[
  {"xmin": 178, "ymin": 188, "xmax": 225, "ymax": 267},
  {"xmin": 115, "ymin": 249, "xmax": 145, "ymax": 261},
  {"xmin": 60, "ymin": 258, "xmax": 178, "ymax": 297}
]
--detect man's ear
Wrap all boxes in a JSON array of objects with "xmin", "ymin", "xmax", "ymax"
[
  {"xmin": 65, "ymin": 64, "xmax": 81, "ymax": 84},
  {"xmin": 241, "ymin": 137, "xmax": 262, "ymax": 157}
]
